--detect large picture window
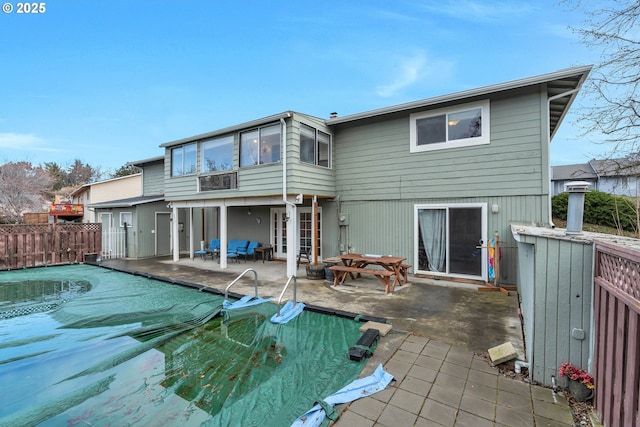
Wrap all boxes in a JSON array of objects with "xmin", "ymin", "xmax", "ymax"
[
  {"xmin": 171, "ymin": 143, "xmax": 197, "ymax": 176},
  {"xmin": 300, "ymin": 124, "xmax": 331, "ymax": 167},
  {"xmin": 240, "ymin": 124, "xmax": 281, "ymax": 167},
  {"xmin": 410, "ymin": 100, "xmax": 490, "ymax": 153},
  {"xmin": 202, "ymin": 135, "xmax": 233, "ymax": 172}
]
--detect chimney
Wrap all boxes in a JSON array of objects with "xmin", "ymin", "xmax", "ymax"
[
  {"xmin": 330, "ymin": 112, "xmax": 338, "ymax": 119},
  {"xmin": 564, "ymin": 181, "xmax": 591, "ymax": 235}
]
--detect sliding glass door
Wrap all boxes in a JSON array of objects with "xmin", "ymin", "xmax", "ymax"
[{"xmin": 415, "ymin": 204, "xmax": 486, "ymax": 280}]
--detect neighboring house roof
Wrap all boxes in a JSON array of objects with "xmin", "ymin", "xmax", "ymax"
[
  {"xmin": 551, "ymin": 163, "xmax": 597, "ymax": 181},
  {"xmin": 327, "ymin": 65, "xmax": 592, "ymax": 140},
  {"xmin": 589, "ymin": 158, "xmax": 640, "ymax": 177},
  {"xmin": 68, "ymin": 185, "xmax": 89, "ymax": 199},
  {"xmin": 88, "ymin": 195, "xmax": 164, "ymax": 209}
]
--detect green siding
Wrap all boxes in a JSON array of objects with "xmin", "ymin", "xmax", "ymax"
[
  {"xmin": 516, "ymin": 232, "xmax": 593, "ymax": 387},
  {"xmin": 331, "ymin": 195, "xmax": 546, "ymax": 285},
  {"xmin": 142, "ymin": 161, "xmax": 165, "ymax": 196},
  {"xmin": 134, "ymin": 202, "xmax": 171, "ymax": 258},
  {"xmin": 334, "ymin": 90, "xmax": 546, "ymax": 200},
  {"xmin": 164, "ymin": 113, "xmax": 337, "ymax": 201}
]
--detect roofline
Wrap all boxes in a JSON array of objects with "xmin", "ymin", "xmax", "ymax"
[
  {"xmin": 127, "ymin": 155, "xmax": 164, "ymax": 166},
  {"xmin": 160, "ymin": 111, "xmax": 293, "ymax": 148},
  {"xmin": 327, "ymin": 65, "xmax": 593, "ymax": 125},
  {"xmin": 88, "ymin": 196, "xmax": 165, "ymax": 208}
]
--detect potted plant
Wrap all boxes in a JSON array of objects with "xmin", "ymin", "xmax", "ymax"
[{"xmin": 558, "ymin": 362, "xmax": 594, "ymax": 402}]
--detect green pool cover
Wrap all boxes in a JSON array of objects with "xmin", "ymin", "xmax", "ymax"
[{"xmin": 0, "ymin": 265, "xmax": 369, "ymax": 426}]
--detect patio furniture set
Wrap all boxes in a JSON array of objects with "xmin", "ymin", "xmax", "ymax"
[
  {"xmin": 195, "ymin": 241, "xmax": 411, "ymax": 294},
  {"xmin": 195, "ymin": 239, "xmax": 271, "ymax": 263}
]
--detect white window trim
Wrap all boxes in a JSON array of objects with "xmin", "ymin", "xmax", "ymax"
[
  {"xmin": 120, "ymin": 212, "xmax": 132, "ymax": 228},
  {"xmin": 409, "ymin": 100, "xmax": 490, "ymax": 153},
  {"xmin": 171, "ymin": 143, "xmax": 197, "ymax": 177},
  {"xmin": 413, "ymin": 203, "xmax": 487, "ymax": 281},
  {"xmin": 300, "ymin": 123, "xmax": 332, "ymax": 168}
]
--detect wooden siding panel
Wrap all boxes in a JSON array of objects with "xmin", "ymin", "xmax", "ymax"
[
  {"xmin": 142, "ymin": 162, "xmax": 165, "ymax": 196},
  {"xmin": 517, "ymin": 232, "xmax": 594, "ymax": 387},
  {"xmin": 544, "ymin": 238, "xmax": 561, "ymax": 382},
  {"xmin": 335, "ymin": 195, "xmax": 543, "ymax": 285},
  {"xmin": 335, "ymin": 91, "xmax": 544, "ymax": 200},
  {"xmin": 164, "ymin": 115, "xmax": 337, "ymax": 201}
]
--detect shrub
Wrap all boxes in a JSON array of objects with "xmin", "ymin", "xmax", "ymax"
[{"xmin": 552, "ymin": 190, "xmax": 638, "ymax": 233}]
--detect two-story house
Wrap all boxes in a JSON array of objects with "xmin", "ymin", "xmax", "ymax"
[{"xmin": 160, "ymin": 65, "xmax": 591, "ymax": 284}]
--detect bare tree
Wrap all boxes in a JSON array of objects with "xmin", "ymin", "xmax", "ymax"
[
  {"xmin": 0, "ymin": 162, "xmax": 54, "ymax": 223},
  {"xmin": 568, "ymin": 0, "xmax": 640, "ymax": 156},
  {"xmin": 65, "ymin": 159, "xmax": 101, "ymax": 187}
]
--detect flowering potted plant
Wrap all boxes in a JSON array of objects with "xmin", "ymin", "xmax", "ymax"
[{"xmin": 559, "ymin": 362, "xmax": 594, "ymax": 401}]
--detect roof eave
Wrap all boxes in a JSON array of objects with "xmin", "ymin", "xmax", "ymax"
[
  {"xmin": 127, "ymin": 155, "xmax": 164, "ymax": 167},
  {"xmin": 327, "ymin": 65, "xmax": 593, "ymax": 125},
  {"xmin": 160, "ymin": 111, "xmax": 293, "ymax": 148},
  {"xmin": 88, "ymin": 196, "xmax": 165, "ymax": 209}
]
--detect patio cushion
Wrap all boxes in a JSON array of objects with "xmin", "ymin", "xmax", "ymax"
[
  {"xmin": 237, "ymin": 241, "xmax": 260, "ymax": 262},
  {"xmin": 227, "ymin": 240, "xmax": 249, "ymax": 254}
]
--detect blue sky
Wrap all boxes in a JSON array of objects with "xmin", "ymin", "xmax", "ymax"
[{"xmin": 0, "ymin": 0, "xmax": 609, "ymax": 173}]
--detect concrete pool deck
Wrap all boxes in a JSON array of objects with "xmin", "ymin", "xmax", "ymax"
[{"xmin": 99, "ymin": 256, "xmax": 577, "ymax": 426}]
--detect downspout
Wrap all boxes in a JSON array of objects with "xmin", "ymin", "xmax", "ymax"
[
  {"xmin": 281, "ymin": 114, "xmax": 296, "ymax": 277},
  {"xmin": 547, "ymin": 87, "xmax": 580, "ymax": 227}
]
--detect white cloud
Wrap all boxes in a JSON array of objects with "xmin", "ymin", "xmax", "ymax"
[
  {"xmin": 0, "ymin": 132, "xmax": 58, "ymax": 152},
  {"xmin": 422, "ymin": 0, "xmax": 536, "ymax": 22},
  {"xmin": 375, "ymin": 52, "xmax": 455, "ymax": 98},
  {"xmin": 376, "ymin": 53, "xmax": 428, "ymax": 98}
]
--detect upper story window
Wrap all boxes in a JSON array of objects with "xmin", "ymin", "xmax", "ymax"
[
  {"xmin": 171, "ymin": 143, "xmax": 197, "ymax": 176},
  {"xmin": 202, "ymin": 135, "xmax": 233, "ymax": 172},
  {"xmin": 240, "ymin": 123, "xmax": 281, "ymax": 167},
  {"xmin": 300, "ymin": 124, "xmax": 331, "ymax": 168},
  {"xmin": 409, "ymin": 100, "xmax": 490, "ymax": 153}
]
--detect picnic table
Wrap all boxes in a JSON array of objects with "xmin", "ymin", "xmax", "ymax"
[{"xmin": 330, "ymin": 253, "xmax": 410, "ymax": 295}]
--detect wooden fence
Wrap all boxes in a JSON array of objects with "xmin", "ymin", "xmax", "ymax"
[
  {"xmin": 593, "ymin": 240, "xmax": 640, "ymax": 427},
  {"xmin": 0, "ymin": 223, "xmax": 101, "ymax": 269}
]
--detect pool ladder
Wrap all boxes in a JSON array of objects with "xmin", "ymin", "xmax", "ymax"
[
  {"xmin": 224, "ymin": 268, "xmax": 259, "ymax": 300},
  {"xmin": 276, "ymin": 275, "xmax": 297, "ymax": 317},
  {"xmin": 224, "ymin": 268, "xmax": 298, "ymax": 317}
]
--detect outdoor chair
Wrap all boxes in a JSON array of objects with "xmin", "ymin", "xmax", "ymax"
[
  {"xmin": 237, "ymin": 241, "xmax": 260, "ymax": 262},
  {"xmin": 195, "ymin": 238, "xmax": 220, "ymax": 260},
  {"xmin": 297, "ymin": 248, "xmax": 311, "ymax": 268},
  {"xmin": 227, "ymin": 239, "xmax": 249, "ymax": 263}
]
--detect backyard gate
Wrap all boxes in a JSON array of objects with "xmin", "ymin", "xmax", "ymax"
[
  {"xmin": 593, "ymin": 240, "xmax": 640, "ymax": 427},
  {"xmin": 101, "ymin": 227, "xmax": 127, "ymax": 260},
  {"xmin": 0, "ymin": 223, "xmax": 101, "ymax": 269}
]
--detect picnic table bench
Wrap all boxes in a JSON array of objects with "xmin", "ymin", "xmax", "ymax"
[
  {"xmin": 332, "ymin": 253, "xmax": 411, "ymax": 294},
  {"xmin": 329, "ymin": 265, "xmax": 395, "ymax": 294}
]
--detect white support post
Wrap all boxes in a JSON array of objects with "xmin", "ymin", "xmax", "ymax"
[
  {"xmin": 220, "ymin": 205, "xmax": 228, "ymax": 269},
  {"xmin": 172, "ymin": 205, "xmax": 180, "ymax": 262},
  {"xmin": 189, "ymin": 207, "xmax": 194, "ymax": 259},
  {"xmin": 286, "ymin": 203, "xmax": 297, "ymax": 277}
]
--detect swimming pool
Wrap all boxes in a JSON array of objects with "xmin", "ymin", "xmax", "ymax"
[{"xmin": 0, "ymin": 265, "xmax": 369, "ymax": 426}]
